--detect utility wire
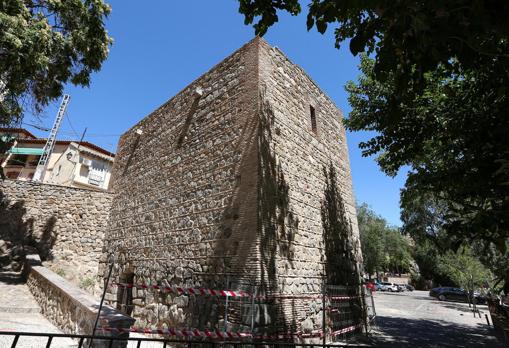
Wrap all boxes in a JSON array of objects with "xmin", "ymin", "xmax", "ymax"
[
  {"xmin": 23, "ymin": 123, "xmax": 123, "ymax": 138},
  {"xmin": 65, "ymin": 113, "xmax": 80, "ymax": 139}
]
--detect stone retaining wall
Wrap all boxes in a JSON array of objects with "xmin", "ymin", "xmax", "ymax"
[
  {"xmin": 27, "ymin": 264, "xmax": 134, "ymax": 347},
  {"xmin": 0, "ymin": 179, "xmax": 112, "ymax": 288}
]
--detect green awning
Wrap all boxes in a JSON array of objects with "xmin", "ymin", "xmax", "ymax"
[{"xmin": 8, "ymin": 147, "xmax": 43, "ymax": 155}]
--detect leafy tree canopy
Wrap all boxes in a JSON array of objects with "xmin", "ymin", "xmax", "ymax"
[
  {"xmin": 0, "ymin": 0, "xmax": 112, "ymax": 126},
  {"xmin": 350, "ymin": 55, "xmax": 509, "ymax": 253},
  {"xmin": 437, "ymin": 246, "xmax": 493, "ymax": 293},
  {"xmin": 357, "ymin": 203, "xmax": 412, "ymax": 278},
  {"xmin": 402, "ymin": 191, "xmax": 509, "ymax": 293},
  {"xmin": 238, "ymin": 1, "xmax": 508, "ymax": 87}
]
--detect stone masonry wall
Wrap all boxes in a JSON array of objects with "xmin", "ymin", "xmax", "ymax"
[
  {"xmin": 257, "ymin": 40, "xmax": 362, "ymax": 333},
  {"xmin": 101, "ymin": 39, "xmax": 260, "ymax": 328},
  {"xmin": 101, "ymin": 38, "xmax": 362, "ymax": 337},
  {"xmin": 0, "ymin": 179, "xmax": 112, "ymax": 288},
  {"xmin": 27, "ymin": 264, "xmax": 134, "ymax": 347}
]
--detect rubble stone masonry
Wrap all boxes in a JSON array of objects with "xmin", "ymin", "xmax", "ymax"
[
  {"xmin": 0, "ymin": 179, "xmax": 112, "ymax": 287},
  {"xmin": 101, "ymin": 38, "xmax": 362, "ymax": 336}
]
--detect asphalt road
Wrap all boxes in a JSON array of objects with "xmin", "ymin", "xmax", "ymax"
[{"xmin": 369, "ymin": 290, "xmax": 505, "ymax": 347}]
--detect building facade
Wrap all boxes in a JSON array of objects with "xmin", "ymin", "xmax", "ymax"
[
  {"xmin": 101, "ymin": 38, "xmax": 362, "ymax": 338},
  {"xmin": 0, "ymin": 128, "xmax": 114, "ymax": 190}
]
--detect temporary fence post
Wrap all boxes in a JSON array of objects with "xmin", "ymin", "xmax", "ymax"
[
  {"xmin": 45, "ymin": 336, "xmax": 53, "ymax": 348},
  {"xmin": 363, "ymin": 287, "xmax": 369, "ymax": 336},
  {"xmin": 11, "ymin": 334, "xmax": 19, "ymax": 348},
  {"xmin": 322, "ymin": 278, "xmax": 326, "ymax": 348},
  {"xmin": 224, "ymin": 275, "xmax": 230, "ymax": 330},
  {"xmin": 250, "ymin": 283, "xmax": 255, "ymax": 334},
  {"xmin": 89, "ymin": 255, "xmax": 115, "ymax": 348}
]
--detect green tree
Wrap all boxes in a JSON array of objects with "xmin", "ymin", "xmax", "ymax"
[
  {"xmin": 0, "ymin": 0, "xmax": 113, "ymax": 126},
  {"xmin": 357, "ymin": 204, "xmax": 385, "ymax": 279},
  {"xmin": 383, "ymin": 227, "xmax": 412, "ymax": 276},
  {"xmin": 347, "ymin": 55, "xmax": 509, "ymax": 254},
  {"xmin": 238, "ymin": 1, "xmax": 508, "ymax": 94},
  {"xmin": 472, "ymin": 240, "xmax": 509, "ymax": 293},
  {"xmin": 357, "ymin": 203, "xmax": 413, "ymax": 278},
  {"xmin": 437, "ymin": 246, "xmax": 492, "ymax": 294},
  {"xmin": 402, "ymin": 190, "xmax": 508, "ymax": 292}
]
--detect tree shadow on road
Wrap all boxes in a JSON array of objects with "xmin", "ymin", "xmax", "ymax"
[
  {"xmin": 438, "ymin": 302, "xmax": 488, "ymax": 315},
  {"xmin": 371, "ymin": 315, "xmax": 504, "ymax": 347}
]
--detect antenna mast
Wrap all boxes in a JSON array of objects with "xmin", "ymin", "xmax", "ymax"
[{"xmin": 33, "ymin": 94, "xmax": 71, "ymax": 182}]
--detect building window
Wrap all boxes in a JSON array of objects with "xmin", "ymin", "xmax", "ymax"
[
  {"xmin": 7, "ymin": 155, "xmax": 28, "ymax": 167},
  {"xmin": 310, "ymin": 105, "xmax": 317, "ymax": 134}
]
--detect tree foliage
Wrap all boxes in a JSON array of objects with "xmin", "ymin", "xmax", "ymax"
[
  {"xmin": 357, "ymin": 203, "xmax": 412, "ymax": 278},
  {"xmin": 402, "ymin": 191, "xmax": 508, "ymax": 293},
  {"xmin": 437, "ymin": 246, "xmax": 492, "ymax": 293},
  {"xmin": 0, "ymin": 0, "xmax": 112, "ymax": 125},
  {"xmin": 348, "ymin": 55, "xmax": 509, "ymax": 254},
  {"xmin": 238, "ymin": 1, "xmax": 508, "ymax": 85}
]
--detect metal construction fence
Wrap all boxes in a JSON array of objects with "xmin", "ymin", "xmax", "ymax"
[
  {"xmin": 0, "ymin": 331, "xmax": 371, "ymax": 348},
  {"xmin": 106, "ymin": 279, "xmax": 373, "ymax": 343}
]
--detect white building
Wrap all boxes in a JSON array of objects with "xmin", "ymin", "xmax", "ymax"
[{"xmin": 0, "ymin": 128, "xmax": 115, "ymax": 190}]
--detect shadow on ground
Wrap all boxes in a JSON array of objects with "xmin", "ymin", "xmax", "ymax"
[
  {"xmin": 438, "ymin": 302, "xmax": 488, "ymax": 314},
  {"xmin": 371, "ymin": 315, "xmax": 504, "ymax": 347},
  {"xmin": 0, "ymin": 271, "xmax": 24, "ymax": 285}
]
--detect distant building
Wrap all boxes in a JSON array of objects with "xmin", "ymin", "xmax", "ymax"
[{"xmin": 0, "ymin": 127, "xmax": 115, "ymax": 190}]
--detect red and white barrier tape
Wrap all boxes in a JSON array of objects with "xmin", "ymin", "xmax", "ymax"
[
  {"xmin": 98, "ymin": 324, "xmax": 361, "ymax": 340},
  {"xmin": 330, "ymin": 323, "xmax": 363, "ymax": 336},
  {"xmin": 99, "ymin": 326, "xmax": 251, "ymax": 339},
  {"xmin": 111, "ymin": 282, "xmax": 361, "ymax": 301},
  {"xmin": 112, "ymin": 282, "xmax": 251, "ymax": 298}
]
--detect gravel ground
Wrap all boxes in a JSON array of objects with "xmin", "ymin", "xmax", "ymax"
[{"xmin": 370, "ymin": 290, "xmax": 506, "ymax": 347}]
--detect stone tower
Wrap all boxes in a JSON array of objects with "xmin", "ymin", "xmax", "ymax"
[{"xmin": 101, "ymin": 37, "xmax": 363, "ymax": 338}]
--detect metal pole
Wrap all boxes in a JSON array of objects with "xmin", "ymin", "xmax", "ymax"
[
  {"xmin": 322, "ymin": 278, "xmax": 326, "ymax": 348},
  {"xmin": 89, "ymin": 256, "xmax": 115, "ymax": 348},
  {"xmin": 224, "ymin": 275, "xmax": 230, "ymax": 331},
  {"xmin": 250, "ymin": 283, "xmax": 255, "ymax": 334}
]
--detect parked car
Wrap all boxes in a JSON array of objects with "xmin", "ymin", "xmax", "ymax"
[
  {"xmin": 365, "ymin": 282, "xmax": 376, "ymax": 292},
  {"xmin": 375, "ymin": 282, "xmax": 383, "ymax": 291},
  {"xmin": 396, "ymin": 284, "xmax": 406, "ymax": 292},
  {"xmin": 405, "ymin": 284, "xmax": 415, "ymax": 291},
  {"xmin": 429, "ymin": 287, "xmax": 486, "ymax": 304},
  {"xmin": 380, "ymin": 282, "xmax": 399, "ymax": 292}
]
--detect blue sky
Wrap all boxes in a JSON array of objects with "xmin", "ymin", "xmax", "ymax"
[{"xmin": 24, "ymin": 1, "xmax": 406, "ymax": 226}]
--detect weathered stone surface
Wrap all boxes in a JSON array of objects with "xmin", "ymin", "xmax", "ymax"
[
  {"xmin": 26, "ymin": 264, "xmax": 134, "ymax": 347},
  {"xmin": 0, "ymin": 180, "xmax": 112, "ymax": 289},
  {"xmin": 100, "ymin": 37, "xmax": 362, "ymax": 337}
]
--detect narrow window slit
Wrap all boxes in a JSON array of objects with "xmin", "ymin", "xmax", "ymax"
[{"xmin": 310, "ymin": 105, "xmax": 317, "ymax": 134}]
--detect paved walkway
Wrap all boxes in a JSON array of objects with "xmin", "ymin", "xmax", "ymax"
[
  {"xmin": 0, "ymin": 271, "xmax": 77, "ymax": 347},
  {"xmin": 371, "ymin": 290, "xmax": 506, "ymax": 347},
  {"xmin": 0, "ymin": 271, "xmax": 165, "ymax": 347}
]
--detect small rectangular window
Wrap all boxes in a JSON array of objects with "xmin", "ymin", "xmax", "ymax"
[{"xmin": 310, "ymin": 105, "xmax": 317, "ymax": 134}]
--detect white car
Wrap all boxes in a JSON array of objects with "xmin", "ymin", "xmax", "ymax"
[{"xmin": 380, "ymin": 282, "xmax": 399, "ymax": 292}]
